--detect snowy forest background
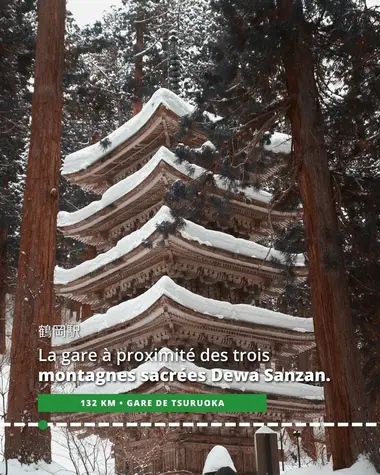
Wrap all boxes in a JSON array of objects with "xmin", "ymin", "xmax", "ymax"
[{"xmin": 1, "ymin": 0, "xmax": 380, "ymax": 473}]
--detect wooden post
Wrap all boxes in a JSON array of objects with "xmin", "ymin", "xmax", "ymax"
[
  {"xmin": 254, "ymin": 426, "xmax": 280, "ymax": 475},
  {"xmin": 80, "ymin": 244, "xmax": 97, "ymax": 321}
]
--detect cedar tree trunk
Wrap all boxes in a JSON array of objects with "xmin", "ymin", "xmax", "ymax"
[
  {"xmin": 278, "ymin": 0, "xmax": 380, "ymax": 470},
  {"xmin": 5, "ymin": 0, "xmax": 66, "ymax": 463},
  {"xmin": 0, "ymin": 176, "xmax": 8, "ymax": 354},
  {"xmin": 0, "ymin": 225, "xmax": 7, "ymax": 355}
]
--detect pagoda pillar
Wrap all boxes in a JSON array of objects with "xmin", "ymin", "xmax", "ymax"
[
  {"xmin": 297, "ymin": 350, "xmax": 310, "ymax": 372},
  {"xmin": 80, "ymin": 244, "xmax": 97, "ymax": 321}
]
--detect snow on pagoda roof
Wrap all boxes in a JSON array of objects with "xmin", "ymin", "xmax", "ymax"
[
  {"xmin": 61, "ymin": 86, "xmax": 291, "ymax": 177},
  {"xmin": 72, "ymin": 348, "xmax": 324, "ymax": 400},
  {"xmin": 62, "ymin": 88, "xmax": 218, "ymax": 176},
  {"xmin": 53, "ymin": 275, "xmax": 313, "ymax": 345},
  {"xmin": 58, "ymin": 146, "xmax": 274, "ymax": 228},
  {"xmin": 255, "ymin": 425, "xmax": 276, "ymax": 434},
  {"xmin": 54, "ymin": 205, "xmax": 305, "ymax": 285}
]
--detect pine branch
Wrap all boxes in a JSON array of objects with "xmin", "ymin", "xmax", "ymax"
[
  {"xmin": 134, "ymin": 10, "xmax": 169, "ymax": 25},
  {"xmin": 231, "ymin": 106, "xmax": 288, "ymax": 169},
  {"xmin": 235, "ymin": 98, "xmax": 290, "ymax": 139}
]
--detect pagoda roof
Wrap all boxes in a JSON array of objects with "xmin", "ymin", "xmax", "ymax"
[
  {"xmin": 55, "ymin": 206, "xmax": 307, "ymax": 304},
  {"xmin": 61, "ymin": 86, "xmax": 293, "ymax": 193},
  {"xmin": 53, "ymin": 276, "xmax": 314, "ymax": 354},
  {"xmin": 57, "ymin": 147, "xmax": 301, "ymax": 248},
  {"xmin": 72, "ymin": 348, "xmax": 324, "ymax": 402},
  {"xmin": 61, "ymin": 89, "xmax": 214, "ymax": 192},
  {"xmin": 56, "ymin": 206, "xmax": 305, "ymax": 285}
]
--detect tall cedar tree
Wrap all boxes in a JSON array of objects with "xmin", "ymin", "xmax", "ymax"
[
  {"xmin": 322, "ymin": 8, "xmax": 380, "ymax": 420},
  {"xmin": 5, "ymin": 0, "xmax": 66, "ymax": 463},
  {"xmin": 179, "ymin": 0, "xmax": 380, "ymax": 469}
]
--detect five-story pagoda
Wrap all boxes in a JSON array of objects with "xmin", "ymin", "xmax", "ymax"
[{"xmin": 54, "ymin": 89, "xmax": 324, "ymax": 475}]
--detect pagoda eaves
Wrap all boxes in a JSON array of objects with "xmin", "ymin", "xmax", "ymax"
[
  {"xmin": 61, "ymin": 88, "xmax": 293, "ymax": 194},
  {"xmin": 62, "ymin": 89, "xmax": 214, "ymax": 193},
  {"xmin": 58, "ymin": 147, "xmax": 302, "ymax": 250},
  {"xmin": 71, "ymin": 348, "xmax": 324, "ymax": 403},
  {"xmin": 55, "ymin": 206, "xmax": 307, "ymax": 307},
  {"xmin": 53, "ymin": 276, "xmax": 315, "ymax": 360}
]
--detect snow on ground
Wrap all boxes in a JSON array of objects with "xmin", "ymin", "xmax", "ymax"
[
  {"xmin": 203, "ymin": 445, "xmax": 237, "ymax": 474},
  {"xmin": 53, "ymin": 275, "xmax": 313, "ymax": 345},
  {"xmin": 71, "ymin": 347, "xmax": 324, "ymax": 400},
  {"xmin": 0, "ymin": 454, "xmax": 377, "ymax": 475},
  {"xmin": 50, "ymin": 427, "xmax": 114, "ymax": 475},
  {"xmin": 58, "ymin": 146, "xmax": 281, "ymax": 228},
  {"xmin": 55, "ymin": 205, "xmax": 305, "ymax": 285},
  {"xmin": 0, "ymin": 459, "xmax": 75, "ymax": 475},
  {"xmin": 62, "ymin": 88, "xmax": 219, "ymax": 176},
  {"xmin": 284, "ymin": 457, "xmax": 378, "ymax": 475},
  {"xmin": 0, "ymin": 355, "xmax": 114, "ymax": 475}
]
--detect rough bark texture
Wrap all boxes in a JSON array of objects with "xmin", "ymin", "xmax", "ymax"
[
  {"xmin": 0, "ymin": 221, "xmax": 7, "ymax": 354},
  {"xmin": 279, "ymin": 2, "xmax": 380, "ymax": 469},
  {"xmin": 0, "ymin": 180, "xmax": 8, "ymax": 354},
  {"xmin": 132, "ymin": 21, "xmax": 143, "ymax": 116},
  {"xmin": 0, "ymin": 176, "xmax": 9, "ymax": 355},
  {"xmin": 5, "ymin": 0, "xmax": 66, "ymax": 463}
]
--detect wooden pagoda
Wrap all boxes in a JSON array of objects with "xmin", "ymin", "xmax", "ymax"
[{"xmin": 55, "ymin": 88, "xmax": 324, "ymax": 475}]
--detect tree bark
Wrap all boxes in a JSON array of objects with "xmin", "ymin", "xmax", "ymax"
[
  {"xmin": 0, "ymin": 175, "xmax": 8, "ymax": 354},
  {"xmin": 0, "ymin": 225, "xmax": 7, "ymax": 355},
  {"xmin": 5, "ymin": 0, "xmax": 66, "ymax": 464},
  {"xmin": 278, "ymin": 0, "xmax": 380, "ymax": 470}
]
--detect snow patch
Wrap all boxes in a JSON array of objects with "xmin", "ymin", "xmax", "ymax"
[
  {"xmin": 284, "ymin": 456, "xmax": 378, "ymax": 475},
  {"xmin": 0, "ymin": 459, "xmax": 74, "ymax": 475},
  {"xmin": 255, "ymin": 425, "xmax": 276, "ymax": 434},
  {"xmin": 203, "ymin": 446, "xmax": 237, "ymax": 474},
  {"xmin": 55, "ymin": 206, "xmax": 305, "ymax": 285},
  {"xmin": 263, "ymin": 132, "xmax": 292, "ymax": 154}
]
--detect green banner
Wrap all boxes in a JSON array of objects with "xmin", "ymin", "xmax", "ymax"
[{"xmin": 38, "ymin": 394, "xmax": 267, "ymax": 413}]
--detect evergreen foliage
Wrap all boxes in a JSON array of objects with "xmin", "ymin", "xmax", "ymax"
[
  {"xmin": 57, "ymin": 0, "xmax": 218, "ymax": 268},
  {"xmin": 0, "ymin": 0, "xmax": 35, "ymax": 279},
  {"xmin": 166, "ymin": 0, "xmax": 380, "ymax": 417}
]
